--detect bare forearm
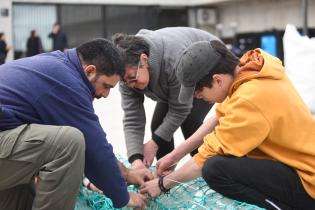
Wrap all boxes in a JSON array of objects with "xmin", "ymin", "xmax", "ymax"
[
  {"xmin": 173, "ymin": 116, "xmax": 218, "ymax": 160},
  {"xmin": 164, "ymin": 158, "xmax": 201, "ymax": 189}
]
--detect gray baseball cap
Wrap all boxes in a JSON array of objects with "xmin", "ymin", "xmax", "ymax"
[{"xmin": 175, "ymin": 41, "xmax": 222, "ymax": 104}]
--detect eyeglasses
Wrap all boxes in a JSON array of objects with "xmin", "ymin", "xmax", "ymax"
[{"xmin": 123, "ymin": 61, "xmax": 142, "ymax": 86}]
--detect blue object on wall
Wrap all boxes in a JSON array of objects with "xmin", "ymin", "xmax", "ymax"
[{"xmin": 261, "ymin": 35, "xmax": 277, "ymax": 57}]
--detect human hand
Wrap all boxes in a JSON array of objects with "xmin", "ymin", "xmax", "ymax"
[
  {"xmin": 143, "ymin": 139, "xmax": 158, "ymax": 167},
  {"xmin": 156, "ymin": 152, "xmax": 177, "ymax": 176},
  {"xmin": 83, "ymin": 178, "xmax": 103, "ymax": 194},
  {"xmin": 127, "ymin": 192, "xmax": 148, "ymax": 209},
  {"xmin": 88, "ymin": 182, "xmax": 103, "ymax": 194},
  {"xmin": 132, "ymin": 159, "xmax": 147, "ymax": 170},
  {"xmin": 127, "ymin": 168, "xmax": 154, "ymax": 186},
  {"xmin": 140, "ymin": 178, "xmax": 161, "ymax": 198}
]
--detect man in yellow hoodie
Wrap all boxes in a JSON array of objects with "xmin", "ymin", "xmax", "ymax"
[{"xmin": 140, "ymin": 40, "xmax": 315, "ymax": 209}]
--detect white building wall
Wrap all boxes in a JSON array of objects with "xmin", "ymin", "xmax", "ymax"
[
  {"xmin": 2, "ymin": 0, "xmax": 314, "ymax": 61},
  {"xmin": 217, "ymin": 0, "xmax": 315, "ymax": 37},
  {"xmin": 13, "ymin": 4, "xmax": 57, "ymax": 52},
  {"xmin": 13, "ymin": 0, "xmax": 233, "ymax": 6}
]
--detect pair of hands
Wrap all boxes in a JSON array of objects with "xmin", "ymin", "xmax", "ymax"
[
  {"xmin": 133, "ymin": 142, "xmax": 178, "ymax": 177},
  {"xmin": 126, "ymin": 167, "xmax": 156, "ymax": 209},
  {"xmin": 131, "ymin": 160, "xmax": 162, "ymax": 199},
  {"xmin": 137, "ymin": 153, "xmax": 179, "ymax": 198},
  {"xmin": 127, "ymin": 167, "xmax": 154, "ymax": 186},
  {"xmin": 134, "ymin": 138, "xmax": 176, "ymax": 170},
  {"xmin": 129, "ymin": 164, "xmax": 163, "ymax": 200},
  {"xmin": 81, "ymin": 139, "xmax": 178, "ymax": 209},
  {"xmin": 88, "ymin": 167, "xmax": 155, "ymax": 209},
  {"xmin": 118, "ymin": 139, "xmax": 180, "ymax": 207},
  {"xmin": 130, "ymin": 142, "xmax": 180, "ymax": 199}
]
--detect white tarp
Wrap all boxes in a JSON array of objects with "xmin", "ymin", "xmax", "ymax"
[{"xmin": 283, "ymin": 24, "xmax": 315, "ymax": 115}]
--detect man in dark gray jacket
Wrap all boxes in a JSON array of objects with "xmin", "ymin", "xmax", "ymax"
[{"xmin": 113, "ymin": 27, "xmax": 219, "ymax": 170}]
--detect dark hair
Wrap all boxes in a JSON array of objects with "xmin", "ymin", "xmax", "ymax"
[
  {"xmin": 112, "ymin": 33, "xmax": 149, "ymax": 67},
  {"xmin": 30, "ymin": 30, "xmax": 36, "ymax": 38},
  {"xmin": 195, "ymin": 40, "xmax": 240, "ymax": 90},
  {"xmin": 0, "ymin": 32, "xmax": 4, "ymax": 39},
  {"xmin": 76, "ymin": 38, "xmax": 125, "ymax": 77}
]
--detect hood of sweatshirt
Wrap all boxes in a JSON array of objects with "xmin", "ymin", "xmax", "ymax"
[{"xmin": 229, "ymin": 49, "xmax": 284, "ymax": 96}]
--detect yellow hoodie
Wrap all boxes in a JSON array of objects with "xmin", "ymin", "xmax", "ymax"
[{"xmin": 194, "ymin": 49, "xmax": 315, "ymax": 199}]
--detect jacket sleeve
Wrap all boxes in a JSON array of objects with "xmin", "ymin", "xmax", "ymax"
[
  {"xmin": 48, "ymin": 32, "xmax": 54, "ymax": 39},
  {"xmin": 119, "ymin": 83, "xmax": 146, "ymax": 159},
  {"xmin": 62, "ymin": 33, "xmax": 68, "ymax": 49},
  {"xmin": 153, "ymin": 73, "xmax": 193, "ymax": 142},
  {"xmin": 35, "ymin": 85, "xmax": 129, "ymax": 208},
  {"xmin": 194, "ymin": 96, "xmax": 270, "ymax": 167}
]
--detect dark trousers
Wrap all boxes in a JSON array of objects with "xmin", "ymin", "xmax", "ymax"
[
  {"xmin": 0, "ymin": 54, "xmax": 6, "ymax": 65},
  {"xmin": 201, "ymin": 156, "xmax": 315, "ymax": 210},
  {"xmin": 151, "ymin": 98, "xmax": 212, "ymax": 160}
]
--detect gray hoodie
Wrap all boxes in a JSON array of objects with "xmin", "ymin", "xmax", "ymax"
[{"xmin": 119, "ymin": 27, "xmax": 219, "ymax": 158}]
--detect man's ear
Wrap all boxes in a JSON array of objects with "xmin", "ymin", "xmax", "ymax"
[
  {"xmin": 212, "ymin": 74, "xmax": 223, "ymax": 86},
  {"xmin": 84, "ymin": 65, "xmax": 97, "ymax": 78},
  {"xmin": 140, "ymin": 53, "xmax": 148, "ymax": 65}
]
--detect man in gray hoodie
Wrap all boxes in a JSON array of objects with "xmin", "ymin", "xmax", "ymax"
[{"xmin": 112, "ymin": 27, "xmax": 219, "ymax": 171}]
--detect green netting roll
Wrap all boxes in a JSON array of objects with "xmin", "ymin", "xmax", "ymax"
[{"xmin": 75, "ymin": 155, "xmax": 265, "ymax": 210}]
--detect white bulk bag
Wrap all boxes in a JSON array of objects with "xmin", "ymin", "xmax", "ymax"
[{"xmin": 283, "ymin": 24, "xmax": 315, "ymax": 115}]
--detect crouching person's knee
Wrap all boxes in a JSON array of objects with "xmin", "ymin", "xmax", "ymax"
[
  {"xmin": 58, "ymin": 126, "xmax": 85, "ymax": 159},
  {"xmin": 34, "ymin": 126, "xmax": 86, "ymax": 210},
  {"xmin": 201, "ymin": 156, "xmax": 228, "ymax": 189}
]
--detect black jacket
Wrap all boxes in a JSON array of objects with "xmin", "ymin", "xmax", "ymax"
[{"xmin": 26, "ymin": 37, "xmax": 43, "ymax": 57}]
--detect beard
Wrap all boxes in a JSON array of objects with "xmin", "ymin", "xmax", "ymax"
[{"xmin": 90, "ymin": 74, "xmax": 101, "ymax": 99}]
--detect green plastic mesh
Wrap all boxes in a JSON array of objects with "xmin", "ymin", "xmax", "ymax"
[{"xmin": 75, "ymin": 155, "xmax": 265, "ymax": 210}]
